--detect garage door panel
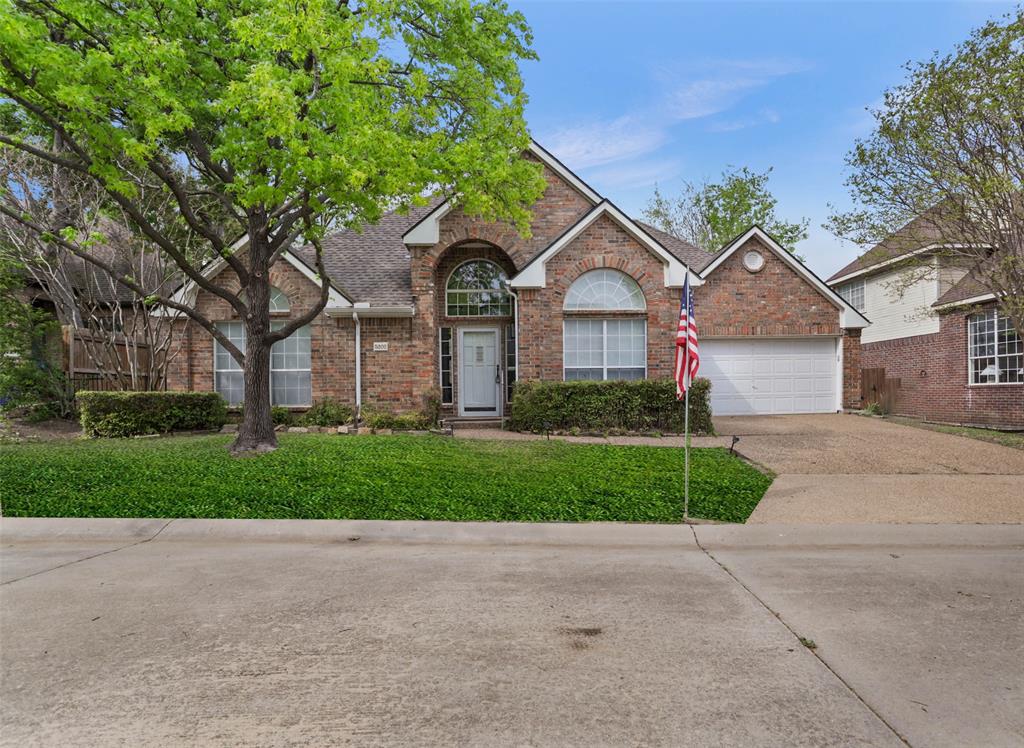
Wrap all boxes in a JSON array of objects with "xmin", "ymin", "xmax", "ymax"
[{"xmin": 703, "ymin": 338, "xmax": 838, "ymax": 416}]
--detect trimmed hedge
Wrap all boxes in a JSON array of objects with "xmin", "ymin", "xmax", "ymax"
[
  {"xmin": 508, "ymin": 378, "xmax": 714, "ymax": 435},
  {"xmin": 79, "ymin": 391, "xmax": 227, "ymax": 438}
]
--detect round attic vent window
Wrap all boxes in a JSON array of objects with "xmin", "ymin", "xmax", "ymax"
[{"xmin": 743, "ymin": 250, "xmax": 765, "ymax": 273}]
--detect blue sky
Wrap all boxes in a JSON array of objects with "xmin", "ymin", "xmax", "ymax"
[{"xmin": 511, "ymin": 0, "xmax": 1015, "ymax": 277}]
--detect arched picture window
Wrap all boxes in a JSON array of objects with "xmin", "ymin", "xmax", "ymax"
[
  {"xmin": 563, "ymin": 269, "xmax": 646, "ymax": 311},
  {"xmin": 563, "ymin": 270, "xmax": 646, "ymax": 381},
  {"xmin": 446, "ymin": 260, "xmax": 511, "ymax": 316},
  {"xmin": 240, "ymin": 286, "xmax": 291, "ymax": 314}
]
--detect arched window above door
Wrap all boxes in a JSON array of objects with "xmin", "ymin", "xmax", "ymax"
[{"xmin": 446, "ymin": 260, "xmax": 512, "ymax": 317}]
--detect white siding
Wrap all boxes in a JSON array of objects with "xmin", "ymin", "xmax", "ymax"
[{"xmin": 861, "ymin": 265, "xmax": 941, "ymax": 344}]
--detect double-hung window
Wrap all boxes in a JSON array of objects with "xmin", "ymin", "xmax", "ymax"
[
  {"xmin": 562, "ymin": 269, "xmax": 647, "ymax": 381},
  {"xmin": 213, "ymin": 287, "xmax": 312, "ymax": 406},
  {"xmin": 838, "ymin": 279, "xmax": 865, "ymax": 311},
  {"xmin": 968, "ymin": 309, "xmax": 1022, "ymax": 384}
]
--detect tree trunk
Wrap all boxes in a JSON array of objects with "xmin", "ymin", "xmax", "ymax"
[{"xmin": 231, "ymin": 284, "xmax": 277, "ymax": 454}]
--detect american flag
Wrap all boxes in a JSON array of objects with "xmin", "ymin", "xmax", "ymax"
[{"xmin": 675, "ymin": 275, "xmax": 699, "ymax": 399}]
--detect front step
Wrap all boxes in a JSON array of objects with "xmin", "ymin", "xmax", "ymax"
[{"xmin": 444, "ymin": 416, "xmax": 508, "ymax": 431}]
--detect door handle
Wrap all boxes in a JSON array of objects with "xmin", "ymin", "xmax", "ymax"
[{"xmin": 495, "ymin": 364, "xmax": 501, "ymax": 384}]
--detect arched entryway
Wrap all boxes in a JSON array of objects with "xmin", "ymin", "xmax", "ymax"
[{"xmin": 433, "ymin": 241, "xmax": 517, "ymax": 418}]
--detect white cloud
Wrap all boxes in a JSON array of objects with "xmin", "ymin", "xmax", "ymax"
[
  {"xmin": 541, "ymin": 116, "xmax": 667, "ymax": 170},
  {"xmin": 539, "ymin": 58, "xmax": 811, "ymax": 173},
  {"xmin": 706, "ymin": 108, "xmax": 781, "ymax": 133},
  {"xmin": 586, "ymin": 158, "xmax": 683, "ymax": 191}
]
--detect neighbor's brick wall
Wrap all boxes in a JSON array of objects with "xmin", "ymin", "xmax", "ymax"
[
  {"xmin": 695, "ymin": 236, "xmax": 841, "ymax": 337},
  {"xmin": 861, "ymin": 304, "xmax": 1023, "ymax": 428}
]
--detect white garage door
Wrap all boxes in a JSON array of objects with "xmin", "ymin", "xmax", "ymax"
[{"xmin": 701, "ymin": 338, "xmax": 839, "ymax": 416}]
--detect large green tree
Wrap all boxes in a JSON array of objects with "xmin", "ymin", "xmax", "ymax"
[
  {"xmin": 0, "ymin": 0, "xmax": 544, "ymax": 453},
  {"xmin": 643, "ymin": 166, "xmax": 809, "ymax": 253},
  {"xmin": 827, "ymin": 10, "xmax": 1024, "ymax": 337}
]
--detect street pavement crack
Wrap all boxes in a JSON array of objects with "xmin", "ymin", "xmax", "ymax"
[
  {"xmin": 687, "ymin": 524, "xmax": 912, "ymax": 747},
  {"xmin": 2, "ymin": 519, "xmax": 176, "ymax": 586}
]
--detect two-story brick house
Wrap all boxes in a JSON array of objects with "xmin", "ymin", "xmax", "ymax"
[{"xmin": 164, "ymin": 141, "xmax": 868, "ymax": 419}]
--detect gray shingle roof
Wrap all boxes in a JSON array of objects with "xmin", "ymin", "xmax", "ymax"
[
  {"xmin": 933, "ymin": 269, "xmax": 992, "ymax": 307},
  {"xmin": 291, "ymin": 202, "xmax": 711, "ymax": 306},
  {"xmin": 826, "ymin": 209, "xmax": 948, "ymax": 284},
  {"xmin": 292, "ymin": 200, "xmax": 442, "ymax": 306},
  {"xmin": 634, "ymin": 222, "xmax": 714, "ymax": 270}
]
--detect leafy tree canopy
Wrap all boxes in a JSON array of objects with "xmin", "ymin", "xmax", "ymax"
[
  {"xmin": 0, "ymin": 0, "xmax": 546, "ymax": 451},
  {"xmin": 826, "ymin": 9, "xmax": 1024, "ymax": 334},
  {"xmin": 643, "ymin": 166, "xmax": 809, "ymax": 254}
]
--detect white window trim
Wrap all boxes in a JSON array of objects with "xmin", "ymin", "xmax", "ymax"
[
  {"xmin": 967, "ymin": 309, "xmax": 1023, "ymax": 387},
  {"xmin": 838, "ymin": 279, "xmax": 865, "ymax": 312},
  {"xmin": 213, "ymin": 321, "xmax": 313, "ymax": 407},
  {"xmin": 445, "ymin": 259, "xmax": 513, "ymax": 318},
  {"xmin": 563, "ymin": 268, "xmax": 647, "ymax": 312},
  {"xmin": 562, "ymin": 318, "xmax": 648, "ymax": 382}
]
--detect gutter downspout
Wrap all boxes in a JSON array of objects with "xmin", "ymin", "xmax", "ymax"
[{"xmin": 353, "ymin": 311, "xmax": 362, "ymax": 421}]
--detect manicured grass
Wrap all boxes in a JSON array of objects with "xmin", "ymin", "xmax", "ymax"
[
  {"xmin": 0, "ymin": 434, "xmax": 772, "ymax": 523},
  {"xmin": 881, "ymin": 415, "xmax": 1024, "ymax": 450}
]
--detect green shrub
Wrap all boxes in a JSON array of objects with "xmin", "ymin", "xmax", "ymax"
[
  {"xmin": 300, "ymin": 398, "xmax": 353, "ymax": 427},
  {"xmin": 361, "ymin": 406, "xmax": 432, "ymax": 431},
  {"xmin": 508, "ymin": 378, "xmax": 714, "ymax": 435},
  {"xmin": 79, "ymin": 391, "xmax": 227, "ymax": 437},
  {"xmin": 271, "ymin": 406, "xmax": 294, "ymax": 425}
]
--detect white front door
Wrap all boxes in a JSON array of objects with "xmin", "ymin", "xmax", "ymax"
[
  {"xmin": 458, "ymin": 329, "xmax": 500, "ymax": 416},
  {"xmin": 701, "ymin": 338, "xmax": 839, "ymax": 416}
]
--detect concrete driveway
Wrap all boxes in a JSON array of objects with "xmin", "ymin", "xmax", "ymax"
[
  {"xmin": 712, "ymin": 414, "xmax": 1024, "ymax": 523},
  {"xmin": 2, "ymin": 518, "xmax": 1022, "ymax": 747}
]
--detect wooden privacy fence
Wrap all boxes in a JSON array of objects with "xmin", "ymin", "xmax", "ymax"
[
  {"xmin": 861, "ymin": 367, "xmax": 900, "ymax": 413},
  {"xmin": 63, "ymin": 327, "xmax": 157, "ymax": 392}
]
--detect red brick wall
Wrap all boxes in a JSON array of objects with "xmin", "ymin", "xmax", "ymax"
[
  {"xmin": 164, "ymin": 261, "xmax": 357, "ymax": 407},
  {"xmin": 861, "ymin": 304, "xmax": 1023, "ymax": 428},
  {"xmin": 842, "ymin": 329, "xmax": 863, "ymax": 409},
  {"xmin": 696, "ymin": 236, "xmax": 841, "ymax": 337},
  {"xmin": 517, "ymin": 213, "xmax": 678, "ymax": 380},
  {"xmin": 408, "ymin": 159, "xmax": 595, "ymax": 412}
]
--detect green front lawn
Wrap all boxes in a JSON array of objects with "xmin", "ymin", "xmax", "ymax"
[{"xmin": 0, "ymin": 434, "xmax": 772, "ymax": 523}]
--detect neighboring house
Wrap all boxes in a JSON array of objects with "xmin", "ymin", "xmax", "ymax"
[
  {"xmin": 827, "ymin": 221, "xmax": 1022, "ymax": 429},
  {"xmin": 163, "ymin": 141, "xmax": 868, "ymax": 419}
]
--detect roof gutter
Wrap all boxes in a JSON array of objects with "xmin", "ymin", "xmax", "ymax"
[{"xmin": 326, "ymin": 305, "xmax": 415, "ymax": 318}]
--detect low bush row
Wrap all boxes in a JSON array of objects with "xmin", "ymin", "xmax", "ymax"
[
  {"xmin": 78, "ymin": 391, "xmax": 227, "ymax": 438},
  {"xmin": 508, "ymin": 378, "xmax": 714, "ymax": 435}
]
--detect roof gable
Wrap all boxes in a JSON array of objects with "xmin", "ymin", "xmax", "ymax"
[
  {"xmin": 509, "ymin": 200, "xmax": 701, "ymax": 289},
  {"xmin": 702, "ymin": 226, "xmax": 870, "ymax": 329},
  {"xmin": 402, "ymin": 139, "xmax": 601, "ymax": 247}
]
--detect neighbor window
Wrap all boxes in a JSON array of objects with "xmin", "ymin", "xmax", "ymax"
[
  {"xmin": 838, "ymin": 279, "xmax": 865, "ymax": 311},
  {"xmin": 563, "ymin": 270, "xmax": 647, "ymax": 381},
  {"xmin": 446, "ymin": 260, "xmax": 511, "ymax": 316},
  {"xmin": 214, "ymin": 321, "xmax": 312, "ymax": 406},
  {"xmin": 968, "ymin": 309, "xmax": 1022, "ymax": 384}
]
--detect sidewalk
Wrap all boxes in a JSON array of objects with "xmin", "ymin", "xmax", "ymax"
[{"xmin": 3, "ymin": 518, "xmax": 1022, "ymax": 746}]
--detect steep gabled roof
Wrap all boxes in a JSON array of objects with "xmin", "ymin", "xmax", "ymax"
[
  {"xmin": 634, "ymin": 222, "xmax": 713, "ymax": 270},
  {"xmin": 509, "ymin": 200, "xmax": 701, "ymax": 289},
  {"xmin": 703, "ymin": 225, "xmax": 870, "ymax": 329},
  {"xmin": 826, "ymin": 209, "xmax": 949, "ymax": 284}
]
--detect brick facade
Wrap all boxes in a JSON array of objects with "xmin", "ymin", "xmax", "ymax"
[
  {"xmin": 169, "ymin": 169, "xmax": 863, "ymax": 417},
  {"xmin": 696, "ymin": 236, "xmax": 841, "ymax": 337},
  {"xmin": 861, "ymin": 303, "xmax": 1023, "ymax": 428}
]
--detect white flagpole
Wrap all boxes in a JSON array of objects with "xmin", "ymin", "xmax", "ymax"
[{"xmin": 684, "ymin": 376, "xmax": 690, "ymax": 522}]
